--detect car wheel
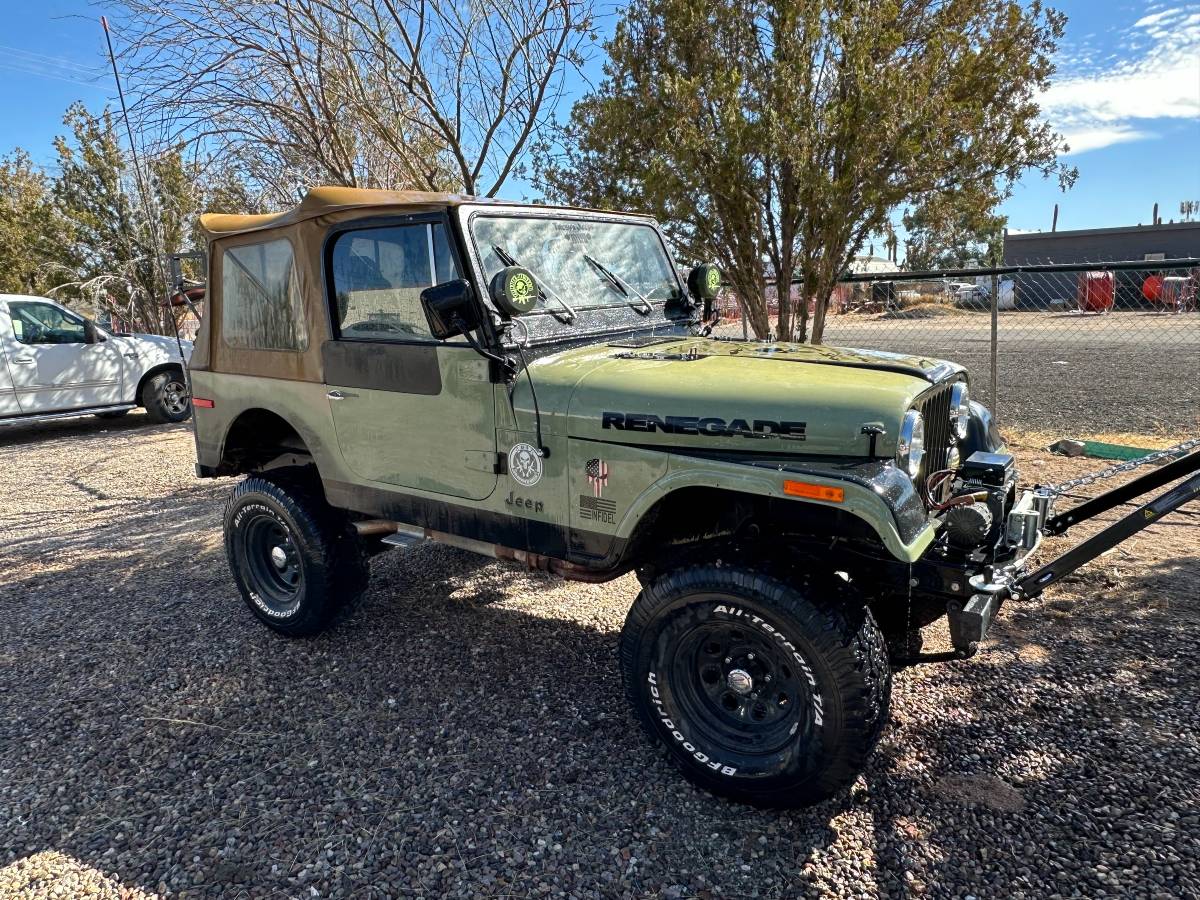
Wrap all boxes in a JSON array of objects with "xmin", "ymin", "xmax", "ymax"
[
  {"xmin": 142, "ymin": 370, "xmax": 191, "ymax": 423},
  {"xmin": 620, "ymin": 564, "xmax": 891, "ymax": 808},
  {"xmin": 224, "ymin": 475, "xmax": 369, "ymax": 637}
]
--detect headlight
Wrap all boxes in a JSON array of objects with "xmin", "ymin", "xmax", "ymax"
[
  {"xmin": 950, "ymin": 382, "xmax": 970, "ymax": 440},
  {"xmin": 898, "ymin": 410, "xmax": 926, "ymax": 477}
]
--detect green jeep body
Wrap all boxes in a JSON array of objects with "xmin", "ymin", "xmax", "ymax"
[{"xmin": 191, "ymin": 187, "xmax": 1029, "ymax": 808}]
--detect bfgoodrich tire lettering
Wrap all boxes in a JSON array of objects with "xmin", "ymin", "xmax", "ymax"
[
  {"xmin": 223, "ymin": 475, "xmax": 368, "ymax": 636},
  {"xmin": 620, "ymin": 564, "xmax": 891, "ymax": 808}
]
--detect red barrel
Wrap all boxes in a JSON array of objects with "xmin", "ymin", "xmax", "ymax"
[
  {"xmin": 1077, "ymin": 271, "xmax": 1114, "ymax": 312},
  {"xmin": 1142, "ymin": 274, "xmax": 1164, "ymax": 303}
]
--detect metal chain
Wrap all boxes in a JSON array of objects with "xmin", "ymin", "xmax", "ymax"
[{"xmin": 1044, "ymin": 437, "xmax": 1200, "ymax": 496}]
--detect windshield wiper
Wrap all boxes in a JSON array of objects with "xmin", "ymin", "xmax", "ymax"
[
  {"xmin": 492, "ymin": 245, "xmax": 576, "ymax": 323},
  {"xmin": 583, "ymin": 254, "xmax": 653, "ymax": 315}
]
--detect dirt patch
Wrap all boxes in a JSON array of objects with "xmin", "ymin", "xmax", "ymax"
[{"xmin": 930, "ymin": 775, "xmax": 1026, "ymax": 813}]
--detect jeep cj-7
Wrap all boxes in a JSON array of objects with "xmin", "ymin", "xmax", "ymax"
[{"xmin": 184, "ymin": 188, "xmax": 1200, "ymax": 808}]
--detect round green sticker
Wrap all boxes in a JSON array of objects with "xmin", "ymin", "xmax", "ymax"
[{"xmin": 511, "ymin": 272, "xmax": 535, "ymax": 304}]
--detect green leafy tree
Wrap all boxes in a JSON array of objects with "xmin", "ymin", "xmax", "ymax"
[
  {"xmin": 0, "ymin": 150, "xmax": 73, "ymax": 295},
  {"xmin": 902, "ymin": 187, "xmax": 1006, "ymax": 270},
  {"xmin": 50, "ymin": 103, "xmax": 249, "ymax": 333},
  {"xmin": 539, "ymin": 0, "xmax": 1074, "ymax": 342}
]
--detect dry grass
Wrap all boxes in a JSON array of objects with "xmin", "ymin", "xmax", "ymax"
[{"xmin": 879, "ymin": 302, "xmax": 970, "ymax": 320}]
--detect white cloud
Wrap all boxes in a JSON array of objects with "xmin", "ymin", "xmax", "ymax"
[
  {"xmin": 1134, "ymin": 9, "xmax": 1176, "ymax": 28},
  {"xmin": 1039, "ymin": 5, "xmax": 1200, "ymax": 154},
  {"xmin": 1058, "ymin": 124, "xmax": 1154, "ymax": 155}
]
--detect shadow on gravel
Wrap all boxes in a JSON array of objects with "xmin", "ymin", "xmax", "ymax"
[
  {"xmin": 0, "ymin": 411, "xmax": 184, "ymax": 449},
  {"xmin": 2, "ymin": 538, "xmax": 851, "ymax": 898},
  {"xmin": 3, "ymin": 484, "xmax": 1197, "ymax": 898},
  {"xmin": 858, "ymin": 551, "xmax": 1200, "ymax": 897}
]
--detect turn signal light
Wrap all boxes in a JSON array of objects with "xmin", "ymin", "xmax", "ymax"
[
  {"xmin": 783, "ymin": 480, "xmax": 844, "ymax": 503},
  {"xmin": 192, "ymin": 397, "xmax": 215, "ymax": 408}
]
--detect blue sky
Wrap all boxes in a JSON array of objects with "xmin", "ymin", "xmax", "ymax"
[{"xmin": 1, "ymin": 0, "xmax": 1197, "ymax": 237}]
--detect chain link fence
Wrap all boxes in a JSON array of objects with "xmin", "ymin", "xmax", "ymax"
[{"xmin": 714, "ymin": 259, "xmax": 1200, "ymax": 437}]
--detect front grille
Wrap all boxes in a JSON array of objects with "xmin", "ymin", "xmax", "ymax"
[{"xmin": 914, "ymin": 381, "xmax": 955, "ymax": 484}]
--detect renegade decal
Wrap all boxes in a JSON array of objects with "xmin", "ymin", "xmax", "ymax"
[
  {"xmin": 586, "ymin": 458, "xmax": 610, "ymax": 497},
  {"xmin": 579, "ymin": 494, "xmax": 616, "ymax": 524},
  {"xmin": 601, "ymin": 412, "xmax": 805, "ymax": 440}
]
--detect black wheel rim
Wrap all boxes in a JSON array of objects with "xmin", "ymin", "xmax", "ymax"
[
  {"xmin": 668, "ymin": 618, "xmax": 812, "ymax": 756},
  {"xmin": 240, "ymin": 513, "xmax": 303, "ymax": 612},
  {"xmin": 163, "ymin": 380, "xmax": 190, "ymax": 416}
]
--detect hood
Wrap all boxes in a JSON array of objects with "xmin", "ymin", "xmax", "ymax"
[
  {"xmin": 519, "ymin": 336, "xmax": 962, "ymax": 458},
  {"xmin": 112, "ymin": 331, "xmax": 193, "ymax": 360}
]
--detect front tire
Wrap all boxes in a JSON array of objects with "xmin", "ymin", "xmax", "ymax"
[
  {"xmin": 224, "ymin": 475, "xmax": 369, "ymax": 636},
  {"xmin": 620, "ymin": 565, "xmax": 891, "ymax": 808},
  {"xmin": 142, "ymin": 370, "xmax": 191, "ymax": 423}
]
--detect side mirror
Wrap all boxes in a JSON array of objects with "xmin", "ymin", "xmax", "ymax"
[
  {"xmin": 421, "ymin": 279, "xmax": 481, "ymax": 340},
  {"xmin": 687, "ymin": 263, "xmax": 722, "ymax": 320},
  {"xmin": 489, "ymin": 266, "xmax": 540, "ymax": 318},
  {"xmin": 84, "ymin": 320, "xmax": 105, "ymax": 343}
]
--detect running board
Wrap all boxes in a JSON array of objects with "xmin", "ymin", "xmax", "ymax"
[
  {"xmin": 0, "ymin": 404, "xmax": 136, "ymax": 427},
  {"xmin": 354, "ymin": 519, "xmax": 616, "ymax": 583}
]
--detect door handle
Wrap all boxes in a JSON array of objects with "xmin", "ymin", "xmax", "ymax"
[
  {"xmin": 327, "ymin": 390, "xmax": 348, "ymax": 401},
  {"xmin": 11, "ymin": 357, "xmax": 34, "ymax": 365}
]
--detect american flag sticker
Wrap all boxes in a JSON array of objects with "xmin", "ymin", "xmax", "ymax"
[{"xmin": 586, "ymin": 458, "xmax": 610, "ymax": 497}]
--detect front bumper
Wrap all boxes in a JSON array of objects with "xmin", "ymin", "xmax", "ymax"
[{"xmin": 943, "ymin": 487, "xmax": 1057, "ymax": 656}]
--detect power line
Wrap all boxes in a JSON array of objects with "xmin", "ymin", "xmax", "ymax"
[{"xmin": 99, "ymin": 15, "xmax": 188, "ymax": 364}]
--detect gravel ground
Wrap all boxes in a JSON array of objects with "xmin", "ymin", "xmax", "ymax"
[
  {"xmin": 1, "ymin": 414, "xmax": 1197, "ymax": 899},
  {"xmin": 714, "ymin": 311, "xmax": 1200, "ymax": 436}
]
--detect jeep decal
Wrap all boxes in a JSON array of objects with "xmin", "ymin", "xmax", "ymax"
[{"xmin": 602, "ymin": 411, "xmax": 805, "ymax": 440}]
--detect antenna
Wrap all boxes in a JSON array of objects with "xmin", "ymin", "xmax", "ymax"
[{"xmin": 100, "ymin": 16, "xmax": 188, "ymax": 364}]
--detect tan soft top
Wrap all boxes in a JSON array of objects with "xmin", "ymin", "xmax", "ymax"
[
  {"xmin": 199, "ymin": 186, "xmax": 483, "ymax": 237},
  {"xmin": 199, "ymin": 185, "xmax": 650, "ymax": 239}
]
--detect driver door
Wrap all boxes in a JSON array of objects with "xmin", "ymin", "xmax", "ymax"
[
  {"xmin": 3, "ymin": 299, "xmax": 124, "ymax": 414},
  {"xmin": 322, "ymin": 217, "xmax": 498, "ymax": 501}
]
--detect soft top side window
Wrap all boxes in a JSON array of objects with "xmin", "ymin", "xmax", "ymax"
[
  {"xmin": 330, "ymin": 222, "xmax": 463, "ymax": 343},
  {"xmin": 222, "ymin": 238, "xmax": 307, "ymax": 351}
]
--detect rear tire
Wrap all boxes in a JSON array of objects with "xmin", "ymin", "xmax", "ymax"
[
  {"xmin": 224, "ymin": 475, "xmax": 369, "ymax": 636},
  {"xmin": 620, "ymin": 564, "xmax": 890, "ymax": 808},
  {"xmin": 141, "ymin": 370, "xmax": 191, "ymax": 423}
]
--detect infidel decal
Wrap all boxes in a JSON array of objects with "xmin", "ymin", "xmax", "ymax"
[{"xmin": 579, "ymin": 494, "xmax": 617, "ymax": 524}]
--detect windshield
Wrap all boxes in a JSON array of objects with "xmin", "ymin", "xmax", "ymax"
[{"xmin": 469, "ymin": 215, "xmax": 681, "ymax": 320}]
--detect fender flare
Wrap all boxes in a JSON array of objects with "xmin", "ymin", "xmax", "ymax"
[{"xmin": 614, "ymin": 454, "xmax": 936, "ymax": 563}]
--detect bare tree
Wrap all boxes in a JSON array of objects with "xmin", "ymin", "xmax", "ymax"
[{"xmin": 114, "ymin": 0, "xmax": 594, "ymax": 203}]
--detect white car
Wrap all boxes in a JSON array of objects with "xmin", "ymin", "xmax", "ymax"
[{"xmin": 0, "ymin": 294, "xmax": 192, "ymax": 426}]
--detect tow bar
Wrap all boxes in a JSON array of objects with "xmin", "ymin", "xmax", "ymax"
[{"xmin": 949, "ymin": 448, "xmax": 1200, "ymax": 657}]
